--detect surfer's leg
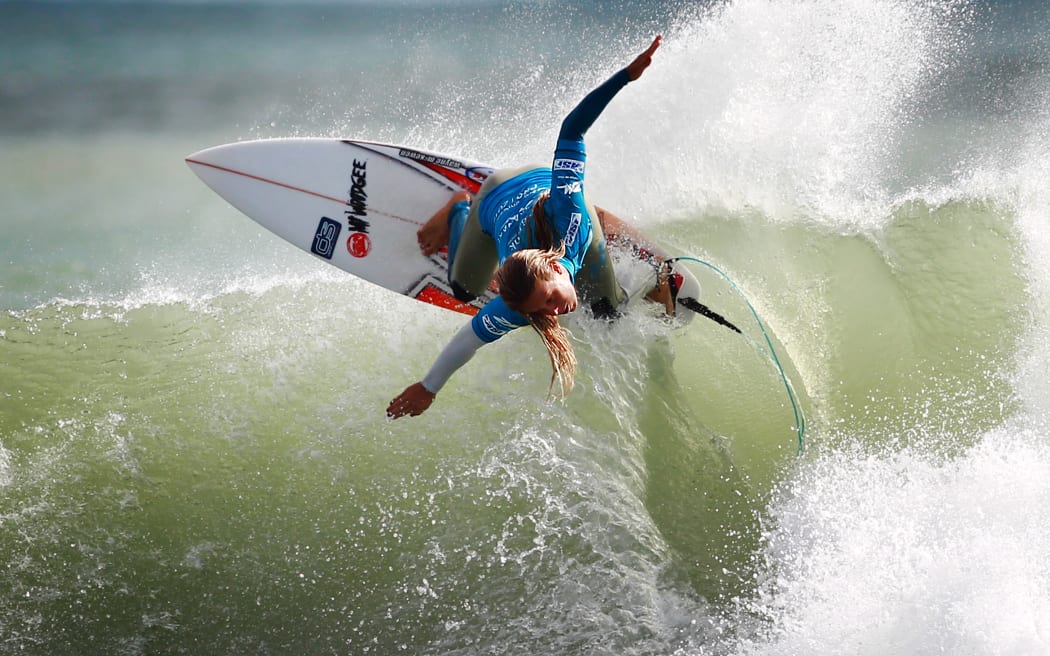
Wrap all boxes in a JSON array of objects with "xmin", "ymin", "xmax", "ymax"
[
  {"xmin": 596, "ymin": 206, "xmax": 658, "ymax": 251},
  {"xmin": 577, "ymin": 200, "xmax": 625, "ymax": 318},
  {"xmin": 593, "ymin": 207, "xmax": 677, "ymax": 316},
  {"xmin": 648, "ymin": 262, "xmax": 677, "ymax": 316},
  {"xmin": 447, "ymin": 203, "xmax": 498, "ymax": 301}
]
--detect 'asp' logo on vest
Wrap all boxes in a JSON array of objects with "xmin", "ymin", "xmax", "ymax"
[{"xmin": 553, "ymin": 158, "xmax": 584, "ymax": 173}]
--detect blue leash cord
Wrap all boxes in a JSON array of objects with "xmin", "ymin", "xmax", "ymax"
[{"xmin": 669, "ymin": 256, "xmax": 807, "ymax": 454}]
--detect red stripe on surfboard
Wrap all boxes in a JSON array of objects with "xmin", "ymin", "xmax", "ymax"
[
  {"xmin": 414, "ymin": 284, "xmax": 480, "ymax": 316},
  {"xmin": 185, "ymin": 157, "xmax": 423, "ymax": 227},
  {"xmin": 416, "ymin": 161, "xmax": 484, "ymax": 194}
]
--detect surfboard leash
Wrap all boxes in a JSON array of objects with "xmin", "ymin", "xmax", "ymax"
[{"xmin": 668, "ymin": 256, "xmax": 807, "ymax": 454}]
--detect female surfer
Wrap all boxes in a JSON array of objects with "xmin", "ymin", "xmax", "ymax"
[{"xmin": 387, "ymin": 35, "xmax": 665, "ymax": 418}]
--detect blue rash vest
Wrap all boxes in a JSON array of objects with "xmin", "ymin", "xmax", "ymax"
[{"xmin": 469, "ymin": 68, "xmax": 632, "ymax": 343}]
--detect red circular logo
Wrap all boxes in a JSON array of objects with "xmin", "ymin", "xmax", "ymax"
[{"xmin": 347, "ymin": 232, "xmax": 371, "ymax": 258}]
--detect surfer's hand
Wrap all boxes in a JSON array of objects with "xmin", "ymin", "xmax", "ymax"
[
  {"xmin": 626, "ymin": 35, "xmax": 662, "ymax": 81},
  {"xmin": 387, "ymin": 382, "xmax": 435, "ymax": 418}
]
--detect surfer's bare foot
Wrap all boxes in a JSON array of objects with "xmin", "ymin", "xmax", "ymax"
[
  {"xmin": 417, "ymin": 211, "xmax": 450, "ymax": 256},
  {"xmin": 418, "ymin": 191, "xmax": 470, "ymax": 256},
  {"xmin": 645, "ymin": 261, "xmax": 676, "ymax": 317}
]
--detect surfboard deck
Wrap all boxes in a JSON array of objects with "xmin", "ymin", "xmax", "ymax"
[{"xmin": 185, "ymin": 138, "xmax": 699, "ymax": 317}]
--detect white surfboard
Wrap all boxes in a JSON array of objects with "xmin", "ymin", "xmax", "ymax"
[{"xmin": 185, "ymin": 138, "xmax": 705, "ymax": 318}]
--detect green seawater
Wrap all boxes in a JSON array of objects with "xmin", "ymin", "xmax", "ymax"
[{"xmin": 3, "ymin": 0, "xmax": 1049, "ymax": 653}]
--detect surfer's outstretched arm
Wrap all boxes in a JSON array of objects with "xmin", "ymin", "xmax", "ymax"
[
  {"xmin": 387, "ymin": 322, "xmax": 488, "ymax": 418},
  {"xmin": 542, "ymin": 35, "xmax": 662, "ymax": 297},
  {"xmin": 388, "ymin": 284, "xmax": 530, "ymax": 417},
  {"xmin": 558, "ymin": 35, "xmax": 661, "ymax": 143}
]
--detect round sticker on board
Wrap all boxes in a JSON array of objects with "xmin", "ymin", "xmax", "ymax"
[{"xmin": 347, "ymin": 232, "xmax": 372, "ymax": 258}]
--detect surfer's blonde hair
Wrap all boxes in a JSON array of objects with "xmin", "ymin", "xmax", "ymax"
[{"xmin": 496, "ymin": 245, "xmax": 577, "ymax": 398}]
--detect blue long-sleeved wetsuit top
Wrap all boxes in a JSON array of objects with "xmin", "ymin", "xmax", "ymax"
[{"xmin": 467, "ymin": 68, "xmax": 633, "ymax": 343}]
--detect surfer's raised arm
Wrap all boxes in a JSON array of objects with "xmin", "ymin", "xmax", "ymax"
[{"xmin": 387, "ymin": 36, "xmax": 662, "ymax": 419}]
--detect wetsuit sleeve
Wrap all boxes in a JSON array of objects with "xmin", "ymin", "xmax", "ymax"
[
  {"xmin": 558, "ymin": 68, "xmax": 632, "ymax": 146},
  {"xmin": 419, "ymin": 297, "xmax": 530, "ymax": 393},
  {"xmin": 548, "ymin": 68, "xmax": 633, "ymax": 276},
  {"xmin": 421, "ymin": 322, "xmax": 485, "ymax": 394}
]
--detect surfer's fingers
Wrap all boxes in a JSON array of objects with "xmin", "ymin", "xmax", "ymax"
[
  {"xmin": 387, "ymin": 382, "xmax": 434, "ymax": 418},
  {"xmin": 386, "ymin": 398, "xmax": 412, "ymax": 418},
  {"xmin": 644, "ymin": 35, "xmax": 662, "ymax": 57},
  {"xmin": 626, "ymin": 35, "xmax": 662, "ymax": 81}
]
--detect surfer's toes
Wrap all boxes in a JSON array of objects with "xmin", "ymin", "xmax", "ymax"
[
  {"xmin": 417, "ymin": 225, "xmax": 449, "ymax": 256},
  {"xmin": 417, "ymin": 234, "xmax": 436, "ymax": 255}
]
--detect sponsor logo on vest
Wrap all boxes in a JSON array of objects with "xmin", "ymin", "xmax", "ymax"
[
  {"xmin": 565, "ymin": 212, "xmax": 582, "ymax": 247},
  {"xmin": 481, "ymin": 313, "xmax": 520, "ymax": 338},
  {"xmin": 558, "ymin": 180, "xmax": 582, "ymax": 195}
]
